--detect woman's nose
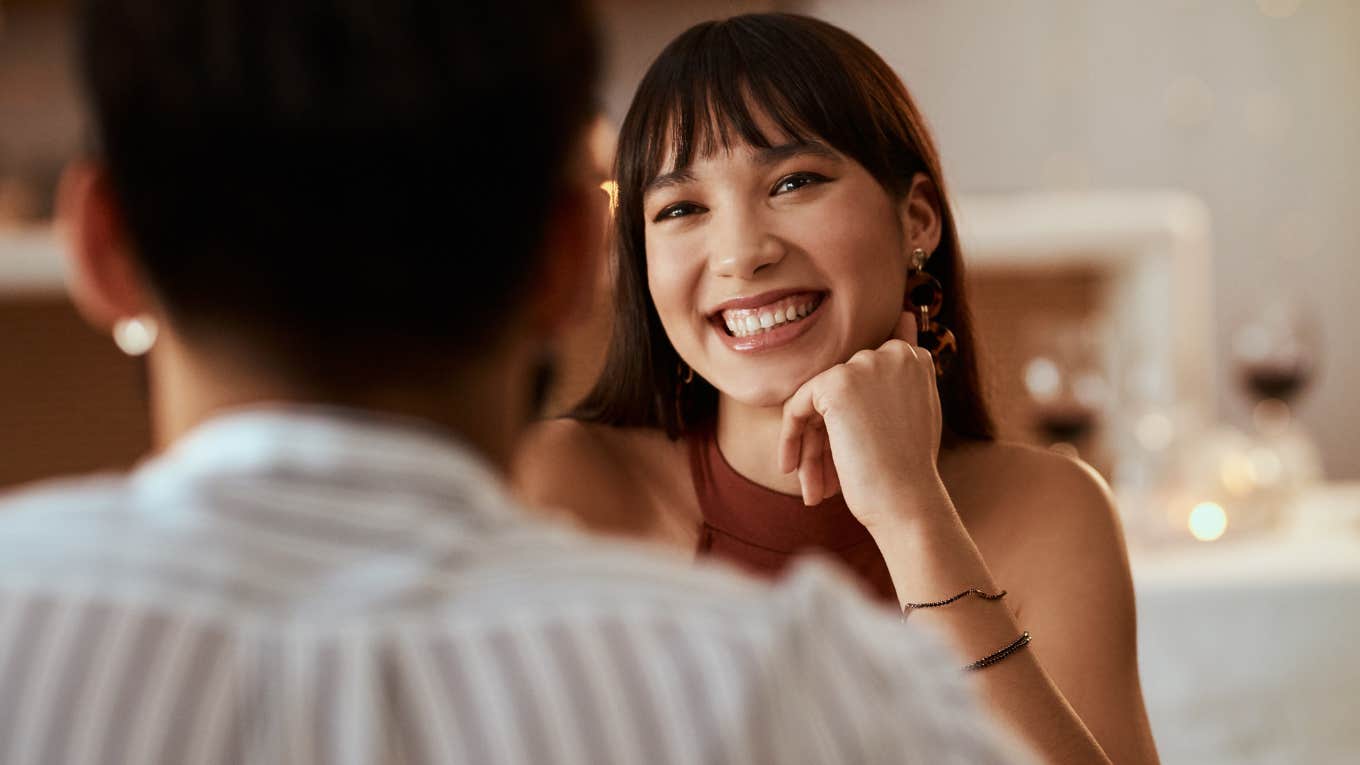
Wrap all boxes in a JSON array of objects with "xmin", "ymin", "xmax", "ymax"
[{"xmin": 707, "ymin": 210, "xmax": 785, "ymax": 279}]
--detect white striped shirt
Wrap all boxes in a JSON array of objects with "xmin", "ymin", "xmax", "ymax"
[{"xmin": 0, "ymin": 406, "xmax": 1029, "ymax": 764}]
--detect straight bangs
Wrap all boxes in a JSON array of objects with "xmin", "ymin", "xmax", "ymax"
[{"xmin": 623, "ymin": 16, "xmax": 922, "ymax": 214}]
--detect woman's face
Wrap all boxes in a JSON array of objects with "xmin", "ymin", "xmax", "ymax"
[{"xmin": 643, "ymin": 129, "xmax": 912, "ymax": 408}]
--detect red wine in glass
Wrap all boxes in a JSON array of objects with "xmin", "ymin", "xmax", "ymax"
[
  {"xmin": 1033, "ymin": 403, "xmax": 1098, "ymax": 444},
  {"xmin": 1240, "ymin": 360, "xmax": 1311, "ymax": 404},
  {"xmin": 1232, "ymin": 298, "xmax": 1319, "ymax": 409}
]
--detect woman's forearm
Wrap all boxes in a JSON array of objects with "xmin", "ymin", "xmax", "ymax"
[{"xmin": 865, "ymin": 481, "xmax": 1111, "ymax": 765}]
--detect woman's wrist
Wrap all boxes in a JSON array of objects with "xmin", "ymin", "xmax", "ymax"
[
  {"xmin": 860, "ymin": 479, "xmax": 1003, "ymax": 604},
  {"xmin": 856, "ymin": 471, "xmax": 955, "ymax": 535}
]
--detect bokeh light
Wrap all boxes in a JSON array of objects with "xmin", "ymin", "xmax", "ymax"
[{"xmin": 1188, "ymin": 501, "xmax": 1229, "ymax": 541}]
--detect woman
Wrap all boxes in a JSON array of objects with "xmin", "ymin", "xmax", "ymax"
[{"xmin": 516, "ymin": 13, "xmax": 1158, "ymax": 764}]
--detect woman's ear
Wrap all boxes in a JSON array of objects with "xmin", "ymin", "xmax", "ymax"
[
  {"xmin": 56, "ymin": 161, "xmax": 155, "ymax": 333},
  {"xmin": 899, "ymin": 172, "xmax": 944, "ymax": 257}
]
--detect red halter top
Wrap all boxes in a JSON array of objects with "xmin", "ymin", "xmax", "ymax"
[{"xmin": 688, "ymin": 422, "xmax": 898, "ymax": 604}]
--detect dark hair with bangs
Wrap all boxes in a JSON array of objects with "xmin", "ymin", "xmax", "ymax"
[{"xmin": 573, "ymin": 13, "xmax": 994, "ymax": 443}]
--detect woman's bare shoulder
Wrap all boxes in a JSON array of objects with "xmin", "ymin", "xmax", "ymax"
[
  {"xmin": 952, "ymin": 438, "xmax": 1132, "ymax": 599},
  {"xmin": 1018, "ymin": 443, "xmax": 1119, "ymax": 531},
  {"xmin": 943, "ymin": 440, "xmax": 1128, "ymax": 573},
  {"xmin": 515, "ymin": 419, "xmax": 679, "ymax": 474},
  {"xmin": 511, "ymin": 418, "xmax": 685, "ymax": 536},
  {"xmin": 943, "ymin": 440, "xmax": 1118, "ymax": 525}
]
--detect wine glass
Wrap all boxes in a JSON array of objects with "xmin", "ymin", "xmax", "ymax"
[
  {"xmin": 1021, "ymin": 319, "xmax": 1110, "ymax": 458},
  {"xmin": 1231, "ymin": 297, "xmax": 1320, "ymax": 434},
  {"xmin": 1224, "ymin": 295, "xmax": 1325, "ymax": 533}
]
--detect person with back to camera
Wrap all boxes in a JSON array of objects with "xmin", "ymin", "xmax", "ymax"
[
  {"xmin": 516, "ymin": 13, "xmax": 1161, "ymax": 765},
  {"xmin": 0, "ymin": 0, "xmax": 1034, "ymax": 762}
]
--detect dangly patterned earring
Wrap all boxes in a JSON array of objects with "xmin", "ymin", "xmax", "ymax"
[{"xmin": 905, "ymin": 248, "xmax": 956, "ymax": 378}]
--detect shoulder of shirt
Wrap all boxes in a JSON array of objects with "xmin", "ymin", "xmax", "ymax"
[{"xmin": 0, "ymin": 471, "xmax": 132, "ymax": 528}]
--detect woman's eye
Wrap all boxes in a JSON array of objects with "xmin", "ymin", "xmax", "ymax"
[
  {"xmin": 773, "ymin": 172, "xmax": 828, "ymax": 195},
  {"xmin": 654, "ymin": 202, "xmax": 703, "ymax": 222}
]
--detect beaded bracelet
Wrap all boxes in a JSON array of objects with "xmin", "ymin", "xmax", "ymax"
[
  {"xmin": 963, "ymin": 631, "xmax": 1031, "ymax": 671},
  {"xmin": 900, "ymin": 587, "xmax": 1007, "ymax": 622}
]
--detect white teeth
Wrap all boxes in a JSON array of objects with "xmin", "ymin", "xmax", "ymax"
[{"xmin": 719, "ymin": 295, "xmax": 821, "ymax": 337}]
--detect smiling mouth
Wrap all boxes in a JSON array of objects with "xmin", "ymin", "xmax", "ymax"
[{"xmin": 714, "ymin": 292, "xmax": 826, "ymax": 337}]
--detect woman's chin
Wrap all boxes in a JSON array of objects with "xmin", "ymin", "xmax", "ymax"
[
  {"xmin": 704, "ymin": 350, "xmax": 843, "ymax": 409},
  {"xmin": 714, "ymin": 376, "xmax": 814, "ymax": 410}
]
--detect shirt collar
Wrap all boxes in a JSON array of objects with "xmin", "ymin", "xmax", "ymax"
[{"xmin": 133, "ymin": 403, "xmax": 521, "ymax": 521}]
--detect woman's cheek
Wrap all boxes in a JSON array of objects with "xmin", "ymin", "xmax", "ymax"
[
  {"xmin": 867, "ymin": 269, "xmax": 909, "ymax": 345},
  {"xmin": 645, "ymin": 254, "xmax": 700, "ymax": 352},
  {"xmin": 832, "ymin": 253, "xmax": 907, "ymax": 352}
]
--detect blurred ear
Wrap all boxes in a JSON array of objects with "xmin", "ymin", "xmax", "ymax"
[
  {"xmin": 898, "ymin": 171, "xmax": 944, "ymax": 258},
  {"xmin": 56, "ymin": 161, "xmax": 154, "ymax": 332}
]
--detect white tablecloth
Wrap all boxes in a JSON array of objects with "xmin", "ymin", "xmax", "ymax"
[{"xmin": 1131, "ymin": 484, "xmax": 1360, "ymax": 764}]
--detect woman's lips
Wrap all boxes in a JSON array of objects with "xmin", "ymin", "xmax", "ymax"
[{"xmin": 711, "ymin": 292, "xmax": 827, "ymax": 352}]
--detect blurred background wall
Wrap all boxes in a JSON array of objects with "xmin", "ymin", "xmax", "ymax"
[{"xmin": 0, "ymin": 0, "xmax": 77, "ymax": 220}]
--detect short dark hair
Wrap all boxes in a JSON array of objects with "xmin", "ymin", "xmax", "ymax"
[
  {"xmin": 77, "ymin": 0, "xmax": 599, "ymax": 383},
  {"xmin": 573, "ymin": 13, "xmax": 995, "ymax": 442}
]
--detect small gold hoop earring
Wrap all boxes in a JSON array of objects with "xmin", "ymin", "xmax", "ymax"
[{"xmin": 673, "ymin": 360, "xmax": 695, "ymax": 432}]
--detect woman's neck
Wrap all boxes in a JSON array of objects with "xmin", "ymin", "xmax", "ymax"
[{"xmin": 714, "ymin": 393, "xmax": 804, "ymax": 496}]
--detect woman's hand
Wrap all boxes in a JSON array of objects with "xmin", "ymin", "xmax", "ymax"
[
  {"xmin": 781, "ymin": 313, "xmax": 1134, "ymax": 765},
  {"xmin": 778, "ymin": 311, "xmax": 945, "ymax": 528}
]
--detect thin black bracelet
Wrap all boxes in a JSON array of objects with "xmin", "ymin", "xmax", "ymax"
[
  {"xmin": 963, "ymin": 631, "xmax": 1031, "ymax": 671},
  {"xmin": 900, "ymin": 587, "xmax": 1006, "ymax": 622}
]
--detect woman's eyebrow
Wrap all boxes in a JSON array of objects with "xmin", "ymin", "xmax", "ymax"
[
  {"xmin": 643, "ymin": 141, "xmax": 837, "ymax": 199},
  {"xmin": 754, "ymin": 140, "xmax": 839, "ymax": 167},
  {"xmin": 644, "ymin": 167, "xmax": 697, "ymax": 197}
]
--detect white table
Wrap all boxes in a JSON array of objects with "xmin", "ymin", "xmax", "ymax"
[{"xmin": 1131, "ymin": 483, "xmax": 1360, "ymax": 764}]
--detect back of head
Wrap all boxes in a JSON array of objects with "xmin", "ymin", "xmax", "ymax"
[{"xmin": 77, "ymin": 0, "xmax": 598, "ymax": 385}]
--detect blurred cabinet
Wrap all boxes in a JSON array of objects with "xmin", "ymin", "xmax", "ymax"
[{"xmin": 0, "ymin": 229, "xmax": 150, "ymax": 490}]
